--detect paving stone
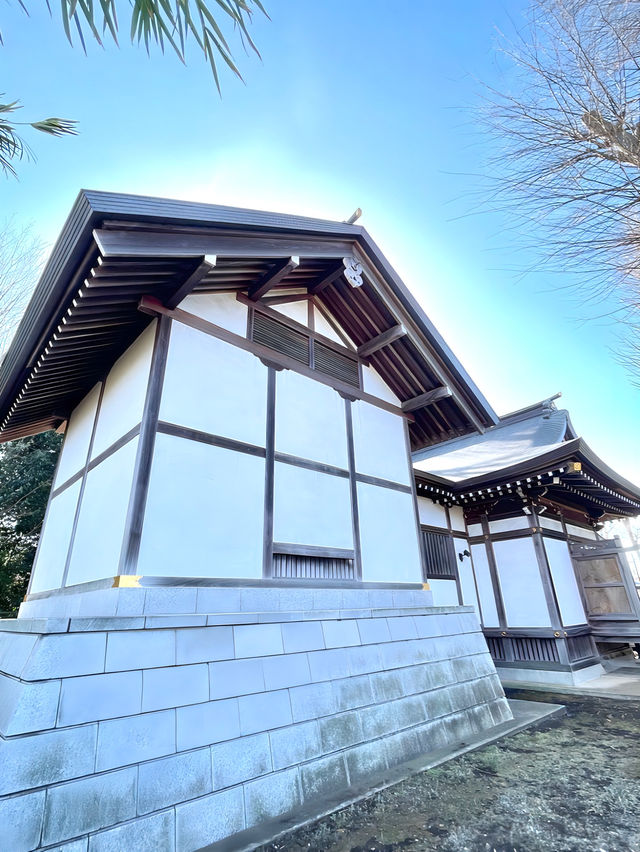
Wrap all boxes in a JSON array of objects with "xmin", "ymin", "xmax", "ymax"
[
  {"xmin": 234, "ymin": 623, "xmax": 283, "ymax": 657},
  {"xmin": 424, "ymin": 687, "xmax": 455, "ymax": 720},
  {"xmin": 318, "ymin": 710, "xmax": 364, "ymax": 753},
  {"xmin": 105, "ymin": 629, "xmax": 175, "ymax": 672},
  {"xmin": 310, "ymin": 589, "xmax": 343, "ymax": 610},
  {"xmin": 209, "ymin": 658, "xmax": 264, "ymax": 700},
  {"xmin": 333, "ymin": 674, "xmax": 374, "ymax": 711},
  {"xmin": 345, "ymin": 738, "xmax": 388, "ymax": 785},
  {"xmin": 262, "ymin": 652, "xmax": 310, "ymax": 690},
  {"xmin": 281, "ymin": 621, "xmax": 325, "ymax": 654},
  {"xmin": 240, "ymin": 587, "xmax": 281, "ymax": 613},
  {"xmin": 43, "ymin": 841, "xmax": 88, "ymax": 852},
  {"xmin": 177, "ymin": 698, "xmax": 240, "ymax": 751},
  {"xmin": 142, "ymin": 663, "xmax": 208, "ymax": 712},
  {"xmin": 289, "ymin": 681, "xmax": 337, "ymax": 722},
  {"xmin": 88, "ymin": 810, "xmax": 175, "ymax": 852},
  {"xmin": 321, "ymin": 619, "xmax": 360, "ymax": 649},
  {"xmin": 0, "ymin": 723, "xmax": 97, "ymax": 795},
  {"xmin": 369, "ymin": 670, "xmax": 404, "ymax": 703},
  {"xmin": 145, "ymin": 615, "xmax": 206, "ymax": 629},
  {"xmin": 144, "ymin": 588, "xmax": 197, "ymax": 615},
  {"xmin": 212, "ymin": 732, "xmax": 272, "ymax": 788},
  {"xmin": 175, "ymin": 787, "xmax": 244, "ymax": 852},
  {"xmin": 368, "ymin": 590, "xmax": 395, "ymax": 608},
  {"xmin": 244, "ymin": 767, "xmax": 302, "ymax": 826},
  {"xmin": 238, "ymin": 689, "xmax": 292, "ymax": 735},
  {"xmin": 58, "ymin": 671, "xmax": 142, "ymax": 726},
  {"xmin": 96, "ymin": 709, "xmax": 175, "ymax": 771},
  {"xmin": 270, "ymin": 720, "xmax": 322, "ymax": 770},
  {"xmin": 385, "ymin": 727, "xmax": 422, "ymax": 766},
  {"xmin": 348, "ymin": 644, "xmax": 383, "ymax": 676},
  {"xmin": 307, "ymin": 648, "xmax": 350, "ymax": 682},
  {"xmin": 196, "ymin": 587, "xmax": 241, "ymax": 613},
  {"xmin": 386, "ymin": 615, "xmax": 419, "ymax": 641},
  {"xmin": 299, "ymin": 753, "xmax": 348, "ymax": 801},
  {"xmin": 42, "ymin": 767, "xmax": 137, "ymax": 846},
  {"xmin": 359, "ymin": 702, "xmax": 398, "ymax": 739},
  {"xmin": 138, "ymin": 749, "xmax": 212, "ymax": 814},
  {"xmin": 22, "ymin": 632, "xmax": 106, "ymax": 679},
  {"xmin": 175, "ymin": 626, "xmax": 234, "ymax": 665},
  {"xmin": 115, "ymin": 589, "xmax": 147, "ymax": 616},
  {"xmin": 0, "ymin": 789, "xmax": 45, "ymax": 852},
  {"xmin": 276, "ymin": 588, "xmax": 316, "ymax": 612},
  {"xmin": 0, "ymin": 674, "xmax": 60, "ymax": 735},
  {"xmin": 356, "ymin": 618, "xmax": 391, "ymax": 645}
]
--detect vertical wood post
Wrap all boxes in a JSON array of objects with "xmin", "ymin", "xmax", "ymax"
[
  {"xmin": 344, "ymin": 399, "xmax": 363, "ymax": 580},
  {"xmin": 118, "ymin": 316, "xmax": 171, "ymax": 575},
  {"xmin": 262, "ymin": 367, "xmax": 276, "ymax": 578}
]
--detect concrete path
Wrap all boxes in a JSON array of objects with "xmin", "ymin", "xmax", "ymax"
[{"xmin": 503, "ymin": 657, "xmax": 640, "ymax": 701}]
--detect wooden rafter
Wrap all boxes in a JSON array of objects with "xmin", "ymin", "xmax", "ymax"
[
  {"xmin": 357, "ymin": 323, "xmax": 407, "ymax": 359},
  {"xmin": 248, "ymin": 257, "xmax": 300, "ymax": 301},
  {"xmin": 402, "ymin": 386, "xmax": 452, "ymax": 413},
  {"xmin": 166, "ymin": 255, "xmax": 217, "ymax": 309},
  {"xmin": 309, "ymin": 258, "xmax": 350, "ymax": 295}
]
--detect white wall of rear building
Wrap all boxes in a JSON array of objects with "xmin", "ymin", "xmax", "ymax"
[
  {"xmin": 91, "ymin": 323, "xmax": 155, "ymax": 459},
  {"xmin": 429, "ymin": 579, "xmax": 459, "ymax": 606},
  {"xmin": 416, "ymin": 496, "xmax": 448, "ymax": 529},
  {"xmin": 275, "ymin": 369, "xmax": 348, "ymax": 469},
  {"xmin": 566, "ymin": 524, "xmax": 598, "ymax": 541},
  {"xmin": 160, "ymin": 321, "xmax": 268, "ymax": 448},
  {"xmin": 489, "ymin": 516, "xmax": 529, "ymax": 535},
  {"xmin": 448, "ymin": 506, "xmax": 466, "ymax": 534},
  {"xmin": 54, "ymin": 383, "xmax": 101, "ymax": 487},
  {"xmin": 357, "ymin": 483, "xmax": 422, "ymax": 582},
  {"xmin": 65, "ymin": 438, "xmax": 139, "ymax": 586},
  {"xmin": 493, "ymin": 538, "xmax": 552, "ymax": 628},
  {"xmin": 137, "ymin": 433, "xmax": 264, "ymax": 579},
  {"xmin": 470, "ymin": 544, "xmax": 500, "ymax": 627},
  {"xmin": 455, "ymin": 537, "xmax": 479, "ymax": 612},
  {"xmin": 29, "ymin": 480, "xmax": 82, "ymax": 593},
  {"xmin": 544, "ymin": 536, "xmax": 587, "ymax": 626}
]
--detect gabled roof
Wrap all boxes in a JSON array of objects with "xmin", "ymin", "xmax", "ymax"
[
  {"xmin": 413, "ymin": 399, "xmax": 640, "ymax": 517},
  {"xmin": 0, "ymin": 190, "xmax": 498, "ymax": 446}
]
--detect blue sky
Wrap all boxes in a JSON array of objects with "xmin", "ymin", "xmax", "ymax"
[{"xmin": 3, "ymin": 0, "xmax": 639, "ymax": 484}]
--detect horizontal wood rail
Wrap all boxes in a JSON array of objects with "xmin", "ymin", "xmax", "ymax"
[{"xmin": 138, "ymin": 296, "xmax": 414, "ymax": 422}]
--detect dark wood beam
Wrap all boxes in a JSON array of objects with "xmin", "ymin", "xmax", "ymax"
[
  {"xmin": 260, "ymin": 293, "xmax": 312, "ymax": 307},
  {"xmin": 309, "ymin": 258, "xmax": 349, "ymax": 295},
  {"xmin": 401, "ymin": 385, "xmax": 452, "ymax": 412},
  {"xmin": 166, "ymin": 255, "xmax": 216, "ymax": 309},
  {"xmin": 357, "ymin": 323, "xmax": 407, "ymax": 359},
  {"xmin": 248, "ymin": 256, "xmax": 299, "ymax": 301}
]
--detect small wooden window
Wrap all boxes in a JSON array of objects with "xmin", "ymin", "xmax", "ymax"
[{"xmin": 422, "ymin": 529, "xmax": 458, "ymax": 580}]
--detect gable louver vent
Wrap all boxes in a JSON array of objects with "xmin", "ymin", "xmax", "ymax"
[
  {"xmin": 314, "ymin": 341, "xmax": 359, "ymax": 388},
  {"xmin": 250, "ymin": 307, "xmax": 361, "ymax": 389},
  {"xmin": 252, "ymin": 312, "xmax": 309, "ymax": 365}
]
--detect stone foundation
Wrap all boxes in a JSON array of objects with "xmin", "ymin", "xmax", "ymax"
[{"xmin": 1, "ymin": 587, "xmax": 511, "ymax": 851}]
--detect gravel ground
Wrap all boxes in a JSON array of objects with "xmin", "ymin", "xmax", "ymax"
[{"xmin": 259, "ymin": 691, "xmax": 640, "ymax": 852}]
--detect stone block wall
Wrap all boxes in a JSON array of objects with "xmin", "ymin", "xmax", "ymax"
[{"xmin": 0, "ymin": 589, "xmax": 511, "ymax": 852}]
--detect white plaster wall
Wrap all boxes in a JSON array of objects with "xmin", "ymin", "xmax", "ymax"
[
  {"xmin": 539, "ymin": 517, "xmax": 564, "ymax": 533},
  {"xmin": 352, "ymin": 402, "xmax": 410, "ymax": 485},
  {"xmin": 470, "ymin": 544, "xmax": 499, "ymax": 627},
  {"xmin": 274, "ymin": 370, "xmax": 348, "ymax": 469},
  {"xmin": 361, "ymin": 365, "xmax": 401, "ymax": 406},
  {"xmin": 357, "ymin": 483, "xmax": 422, "ymax": 583},
  {"xmin": 449, "ymin": 506, "xmax": 466, "ymax": 534},
  {"xmin": 273, "ymin": 463, "xmax": 353, "ymax": 549},
  {"xmin": 566, "ymin": 524, "xmax": 598, "ymax": 540},
  {"xmin": 91, "ymin": 323, "xmax": 155, "ymax": 459},
  {"xmin": 489, "ymin": 517, "xmax": 529, "ymax": 534},
  {"xmin": 416, "ymin": 497, "xmax": 448, "ymax": 529},
  {"xmin": 160, "ymin": 322, "xmax": 268, "ymax": 448},
  {"xmin": 179, "ymin": 292, "xmax": 248, "ymax": 336},
  {"xmin": 272, "ymin": 301, "xmax": 309, "ymax": 327},
  {"xmin": 493, "ymin": 538, "xmax": 552, "ymax": 628},
  {"xmin": 544, "ymin": 537, "xmax": 587, "ymax": 626},
  {"xmin": 54, "ymin": 383, "xmax": 101, "ymax": 487},
  {"xmin": 468, "ymin": 523, "xmax": 483, "ymax": 537},
  {"xmin": 66, "ymin": 438, "xmax": 139, "ymax": 586},
  {"xmin": 314, "ymin": 306, "xmax": 354, "ymax": 347},
  {"xmin": 430, "ymin": 579, "xmax": 459, "ymax": 606},
  {"xmin": 138, "ymin": 433, "xmax": 264, "ymax": 579},
  {"xmin": 29, "ymin": 480, "xmax": 82, "ymax": 593}
]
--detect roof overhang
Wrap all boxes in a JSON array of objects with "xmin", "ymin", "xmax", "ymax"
[
  {"xmin": 0, "ymin": 190, "xmax": 498, "ymax": 447},
  {"xmin": 414, "ymin": 438, "xmax": 640, "ymax": 519}
]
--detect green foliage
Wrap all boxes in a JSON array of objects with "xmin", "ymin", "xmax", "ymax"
[
  {"xmin": 0, "ymin": 430, "xmax": 61, "ymax": 615},
  {"xmin": 0, "ymin": 98, "xmax": 78, "ymax": 177}
]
